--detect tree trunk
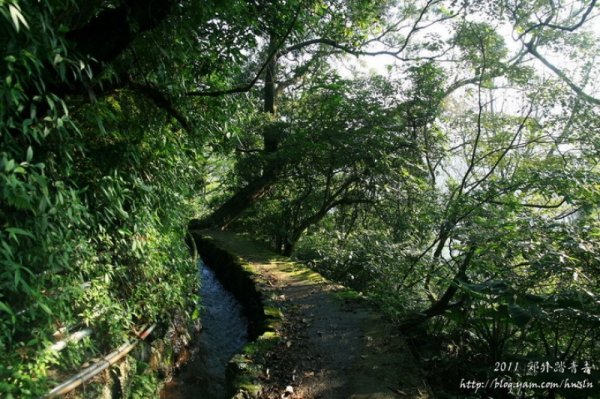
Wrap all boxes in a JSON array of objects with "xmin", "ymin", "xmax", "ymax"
[
  {"xmin": 191, "ymin": 35, "xmax": 284, "ymax": 230},
  {"xmin": 189, "ymin": 172, "xmax": 279, "ymax": 230},
  {"xmin": 282, "ymin": 230, "xmax": 303, "ymax": 256},
  {"xmin": 399, "ymin": 248, "xmax": 474, "ymax": 330}
]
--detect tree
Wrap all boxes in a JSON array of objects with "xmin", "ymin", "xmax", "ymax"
[
  {"xmin": 231, "ymin": 63, "xmax": 445, "ymax": 255},
  {"xmin": 2, "ymin": 0, "xmax": 600, "ymax": 396},
  {"xmin": 189, "ymin": 0, "xmax": 436, "ymax": 230}
]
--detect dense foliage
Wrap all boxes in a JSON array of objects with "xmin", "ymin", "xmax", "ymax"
[
  {"xmin": 2, "ymin": 0, "xmax": 599, "ymax": 397},
  {"xmin": 0, "ymin": 1, "xmax": 201, "ymax": 397}
]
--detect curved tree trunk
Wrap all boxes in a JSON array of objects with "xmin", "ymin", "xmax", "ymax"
[
  {"xmin": 189, "ymin": 172, "xmax": 279, "ymax": 230},
  {"xmin": 399, "ymin": 248, "xmax": 474, "ymax": 331},
  {"xmin": 190, "ymin": 35, "xmax": 284, "ymax": 230}
]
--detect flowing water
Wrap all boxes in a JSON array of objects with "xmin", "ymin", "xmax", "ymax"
[{"xmin": 161, "ymin": 260, "xmax": 248, "ymax": 399}]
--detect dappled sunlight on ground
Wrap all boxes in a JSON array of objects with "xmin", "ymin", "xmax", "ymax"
[{"xmin": 195, "ymin": 229, "xmax": 431, "ymax": 399}]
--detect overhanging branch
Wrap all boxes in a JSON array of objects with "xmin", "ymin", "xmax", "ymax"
[
  {"xmin": 525, "ymin": 42, "xmax": 600, "ymax": 106},
  {"xmin": 517, "ymin": 0, "xmax": 597, "ymax": 40},
  {"xmin": 186, "ymin": 0, "xmax": 303, "ymax": 98},
  {"xmin": 127, "ymin": 81, "xmax": 193, "ymax": 134},
  {"xmin": 489, "ymin": 198, "xmax": 566, "ymax": 209}
]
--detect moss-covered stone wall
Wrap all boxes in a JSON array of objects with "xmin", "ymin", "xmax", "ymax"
[{"xmin": 193, "ymin": 235, "xmax": 266, "ymax": 339}]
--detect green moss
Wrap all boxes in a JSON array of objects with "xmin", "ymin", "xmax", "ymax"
[
  {"xmin": 194, "ymin": 233, "xmax": 289, "ymax": 398},
  {"xmin": 264, "ymin": 306, "xmax": 283, "ymax": 319},
  {"xmin": 333, "ymin": 288, "xmax": 364, "ymax": 302},
  {"xmin": 258, "ymin": 331, "xmax": 279, "ymax": 340},
  {"xmin": 238, "ymin": 382, "xmax": 262, "ymax": 396}
]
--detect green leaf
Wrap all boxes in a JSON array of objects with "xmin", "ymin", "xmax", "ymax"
[
  {"xmin": 53, "ymin": 53, "xmax": 64, "ymax": 65},
  {"xmin": 6, "ymin": 227, "xmax": 34, "ymax": 242},
  {"xmin": 5, "ymin": 158, "xmax": 15, "ymax": 172},
  {"xmin": 8, "ymin": 4, "xmax": 28, "ymax": 32},
  {"xmin": 39, "ymin": 302, "xmax": 53, "ymax": 316},
  {"xmin": 0, "ymin": 301, "xmax": 16, "ymax": 323}
]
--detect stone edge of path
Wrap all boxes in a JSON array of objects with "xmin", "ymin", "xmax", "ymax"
[
  {"xmin": 190, "ymin": 229, "xmax": 432, "ymax": 399},
  {"xmin": 190, "ymin": 229, "xmax": 361, "ymax": 398}
]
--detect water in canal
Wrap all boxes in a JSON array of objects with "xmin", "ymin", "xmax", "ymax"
[{"xmin": 161, "ymin": 259, "xmax": 248, "ymax": 398}]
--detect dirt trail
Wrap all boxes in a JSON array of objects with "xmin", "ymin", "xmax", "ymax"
[{"xmin": 203, "ymin": 231, "xmax": 431, "ymax": 399}]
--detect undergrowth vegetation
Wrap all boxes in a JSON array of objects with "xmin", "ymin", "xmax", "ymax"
[{"xmin": 1, "ymin": 2, "xmax": 200, "ymax": 396}]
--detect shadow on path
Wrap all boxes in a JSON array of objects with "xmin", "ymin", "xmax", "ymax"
[{"xmin": 198, "ymin": 230, "xmax": 431, "ymax": 399}]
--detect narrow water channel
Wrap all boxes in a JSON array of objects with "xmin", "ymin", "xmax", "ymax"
[{"xmin": 161, "ymin": 259, "xmax": 248, "ymax": 399}]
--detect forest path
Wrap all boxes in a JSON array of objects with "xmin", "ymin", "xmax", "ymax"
[{"xmin": 200, "ymin": 231, "xmax": 431, "ymax": 399}]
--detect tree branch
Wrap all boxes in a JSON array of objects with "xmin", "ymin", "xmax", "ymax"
[
  {"xmin": 127, "ymin": 81, "xmax": 193, "ymax": 134},
  {"xmin": 466, "ymin": 105, "xmax": 533, "ymax": 194},
  {"xmin": 443, "ymin": 47, "xmax": 529, "ymax": 97},
  {"xmin": 281, "ymin": 0, "xmax": 447, "ymax": 59},
  {"xmin": 457, "ymin": 71, "xmax": 486, "ymax": 196},
  {"xmin": 488, "ymin": 198, "xmax": 566, "ymax": 209},
  {"xmin": 525, "ymin": 42, "xmax": 600, "ymax": 105},
  {"xmin": 400, "ymin": 248, "xmax": 475, "ymax": 330},
  {"xmin": 187, "ymin": 0, "xmax": 303, "ymax": 97},
  {"xmin": 275, "ymin": 56, "xmax": 319, "ymax": 98},
  {"xmin": 517, "ymin": 0, "xmax": 597, "ymax": 39}
]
